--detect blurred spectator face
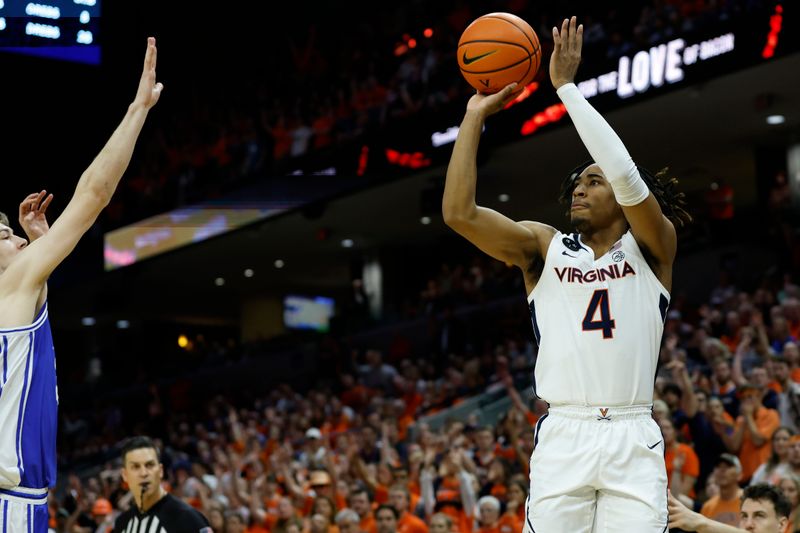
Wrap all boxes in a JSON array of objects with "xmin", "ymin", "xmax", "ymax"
[
  {"xmin": 738, "ymin": 497, "xmax": 787, "ymax": 533},
  {"xmin": 487, "ymin": 459, "xmax": 505, "ymax": 482},
  {"xmin": 772, "ymin": 429, "xmax": 792, "ymax": 459},
  {"xmin": 286, "ymin": 523, "xmax": 301, "ymax": 533},
  {"xmin": 714, "ymin": 463, "xmax": 740, "ymax": 488},
  {"xmin": 773, "ymin": 317, "xmax": 790, "ymax": 338},
  {"xmin": 278, "ymin": 497, "xmax": 295, "ymax": 519},
  {"xmin": 772, "ymin": 360, "xmax": 790, "ymax": 383},
  {"xmin": 714, "ymin": 360, "xmax": 732, "ymax": 383},
  {"xmin": 313, "ymin": 497, "xmax": 334, "ymax": 521},
  {"xmin": 388, "ymin": 488, "xmax": 409, "ymax": 514},
  {"xmin": 208, "ymin": 508, "xmax": 225, "ymax": 531},
  {"xmin": 225, "ymin": 513, "xmax": 245, "ymax": 533},
  {"xmin": 310, "ymin": 513, "xmax": 329, "ymax": 533},
  {"xmin": 709, "ymin": 397, "xmax": 726, "ymax": 419},
  {"xmin": 659, "ymin": 418, "xmax": 676, "ymax": 446},
  {"xmin": 475, "ymin": 429, "xmax": 494, "ymax": 451},
  {"xmin": 478, "ymin": 498, "xmax": 500, "ymax": 526},
  {"xmin": 349, "ymin": 491, "xmax": 371, "ymax": 518},
  {"xmin": 338, "ymin": 515, "xmax": 360, "ymax": 533},
  {"xmin": 783, "ymin": 299, "xmax": 800, "ymax": 322},
  {"xmin": 429, "ymin": 514, "xmax": 453, "ymax": 533},
  {"xmin": 779, "ymin": 478, "xmax": 799, "ymax": 508},
  {"xmin": 376, "ymin": 508, "xmax": 398, "ymax": 533},
  {"xmin": 121, "ymin": 446, "xmax": 164, "ymax": 503},
  {"xmin": 789, "ymin": 440, "xmax": 800, "ymax": 467},
  {"xmin": 508, "ymin": 481, "xmax": 527, "ymax": 504},
  {"xmin": 695, "ymin": 391, "xmax": 708, "ymax": 413},
  {"xmin": 750, "ymin": 368, "xmax": 770, "ymax": 389},
  {"xmin": 726, "ymin": 311, "xmax": 741, "ymax": 333},
  {"xmin": 783, "ymin": 343, "xmax": 799, "ymax": 365}
]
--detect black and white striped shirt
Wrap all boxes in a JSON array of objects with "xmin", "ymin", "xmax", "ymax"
[{"xmin": 112, "ymin": 494, "xmax": 211, "ymax": 533}]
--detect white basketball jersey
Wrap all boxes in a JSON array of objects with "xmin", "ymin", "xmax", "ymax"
[{"xmin": 528, "ymin": 231, "xmax": 669, "ymax": 406}]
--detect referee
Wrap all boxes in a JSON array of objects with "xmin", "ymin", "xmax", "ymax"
[{"xmin": 112, "ymin": 436, "xmax": 211, "ymax": 533}]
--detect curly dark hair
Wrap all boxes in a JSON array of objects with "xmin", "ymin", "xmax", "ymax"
[{"xmin": 558, "ymin": 160, "xmax": 692, "ymax": 228}]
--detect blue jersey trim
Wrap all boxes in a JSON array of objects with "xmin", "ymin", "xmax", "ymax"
[
  {"xmin": 15, "ymin": 333, "xmax": 33, "ymax": 474},
  {"xmin": 0, "ymin": 304, "xmax": 48, "ymax": 334}
]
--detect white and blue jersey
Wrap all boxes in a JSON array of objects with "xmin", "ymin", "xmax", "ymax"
[{"xmin": 0, "ymin": 303, "xmax": 58, "ymax": 491}]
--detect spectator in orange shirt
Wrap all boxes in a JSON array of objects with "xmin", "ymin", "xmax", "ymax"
[
  {"xmin": 723, "ymin": 384, "xmax": 781, "ymax": 482},
  {"xmin": 389, "ymin": 485, "xmax": 428, "ymax": 533},
  {"xmin": 700, "ymin": 454, "xmax": 743, "ymax": 526},
  {"xmin": 376, "ymin": 505, "xmax": 400, "ymax": 533},
  {"xmin": 660, "ymin": 418, "xmax": 699, "ymax": 498},
  {"xmin": 349, "ymin": 488, "xmax": 377, "ymax": 533}
]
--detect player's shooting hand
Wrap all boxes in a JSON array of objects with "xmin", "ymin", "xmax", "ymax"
[
  {"xmin": 133, "ymin": 37, "xmax": 164, "ymax": 110},
  {"xmin": 550, "ymin": 16, "xmax": 583, "ymax": 90},
  {"xmin": 18, "ymin": 190, "xmax": 53, "ymax": 241},
  {"xmin": 466, "ymin": 83, "xmax": 519, "ymax": 119}
]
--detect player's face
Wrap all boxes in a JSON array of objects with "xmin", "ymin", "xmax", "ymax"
[
  {"xmin": 739, "ymin": 498, "xmax": 787, "ymax": 533},
  {"xmin": 121, "ymin": 448, "xmax": 163, "ymax": 501},
  {"xmin": 0, "ymin": 224, "xmax": 28, "ymax": 272},
  {"xmin": 569, "ymin": 165, "xmax": 623, "ymax": 232}
]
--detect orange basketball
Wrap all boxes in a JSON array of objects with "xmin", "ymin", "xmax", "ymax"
[{"xmin": 457, "ymin": 12, "xmax": 541, "ymax": 95}]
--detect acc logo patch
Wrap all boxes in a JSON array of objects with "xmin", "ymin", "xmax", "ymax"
[
  {"xmin": 612, "ymin": 251, "xmax": 625, "ymax": 262},
  {"xmin": 562, "ymin": 237, "xmax": 581, "ymax": 252}
]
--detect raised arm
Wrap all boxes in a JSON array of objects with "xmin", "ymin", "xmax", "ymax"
[
  {"xmin": 442, "ymin": 86, "xmax": 555, "ymax": 272},
  {"xmin": 13, "ymin": 38, "xmax": 162, "ymax": 291},
  {"xmin": 551, "ymin": 17, "xmax": 676, "ymax": 272}
]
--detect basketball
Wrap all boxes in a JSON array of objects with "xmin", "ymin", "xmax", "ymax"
[{"xmin": 457, "ymin": 12, "xmax": 541, "ymax": 95}]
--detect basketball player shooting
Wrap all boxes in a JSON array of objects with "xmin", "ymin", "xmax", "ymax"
[
  {"xmin": 443, "ymin": 16, "xmax": 690, "ymax": 532},
  {"xmin": 0, "ymin": 38, "xmax": 162, "ymax": 533}
]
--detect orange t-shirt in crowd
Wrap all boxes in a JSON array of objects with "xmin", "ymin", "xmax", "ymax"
[
  {"xmin": 497, "ymin": 514, "xmax": 521, "ymax": 533},
  {"xmin": 373, "ymin": 484, "xmax": 389, "ymax": 505},
  {"xmin": 701, "ymin": 492, "xmax": 742, "ymax": 526},
  {"xmin": 664, "ymin": 443, "xmax": 700, "ymax": 497},
  {"xmin": 398, "ymin": 511, "xmax": 429, "ymax": 533},
  {"xmin": 360, "ymin": 514, "xmax": 377, "ymax": 533},
  {"xmin": 246, "ymin": 525, "xmax": 269, "ymax": 533},
  {"xmin": 791, "ymin": 368, "xmax": 800, "ymax": 384},
  {"xmin": 737, "ymin": 407, "xmax": 781, "ymax": 480},
  {"xmin": 437, "ymin": 505, "xmax": 472, "ymax": 533}
]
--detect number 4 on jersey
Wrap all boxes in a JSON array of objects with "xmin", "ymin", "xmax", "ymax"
[{"xmin": 582, "ymin": 289, "xmax": 615, "ymax": 339}]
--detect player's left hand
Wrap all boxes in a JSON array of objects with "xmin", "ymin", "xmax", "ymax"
[
  {"xmin": 133, "ymin": 37, "xmax": 164, "ymax": 110},
  {"xmin": 18, "ymin": 190, "xmax": 53, "ymax": 241},
  {"xmin": 550, "ymin": 16, "xmax": 583, "ymax": 90}
]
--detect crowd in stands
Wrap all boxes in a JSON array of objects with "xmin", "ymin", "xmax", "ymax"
[
  {"xmin": 107, "ymin": 0, "xmax": 771, "ymax": 228},
  {"xmin": 49, "ymin": 251, "xmax": 800, "ymax": 532}
]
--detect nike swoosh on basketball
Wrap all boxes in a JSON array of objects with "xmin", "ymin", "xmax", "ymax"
[
  {"xmin": 462, "ymin": 50, "xmax": 497, "ymax": 65},
  {"xmin": 562, "ymin": 251, "xmax": 576, "ymax": 258},
  {"xmin": 647, "ymin": 440, "xmax": 662, "ymax": 450}
]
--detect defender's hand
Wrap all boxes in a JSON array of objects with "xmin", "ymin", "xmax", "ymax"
[
  {"xmin": 18, "ymin": 190, "xmax": 53, "ymax": 241},
  {"xmin": 134, "ymin": 37, "xmax": 164, "ymax": 110}
]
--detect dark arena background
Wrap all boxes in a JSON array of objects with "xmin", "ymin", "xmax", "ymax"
[{"xmin": 1, "ymin": 1, "xmax": 800, "ymax": 532}]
